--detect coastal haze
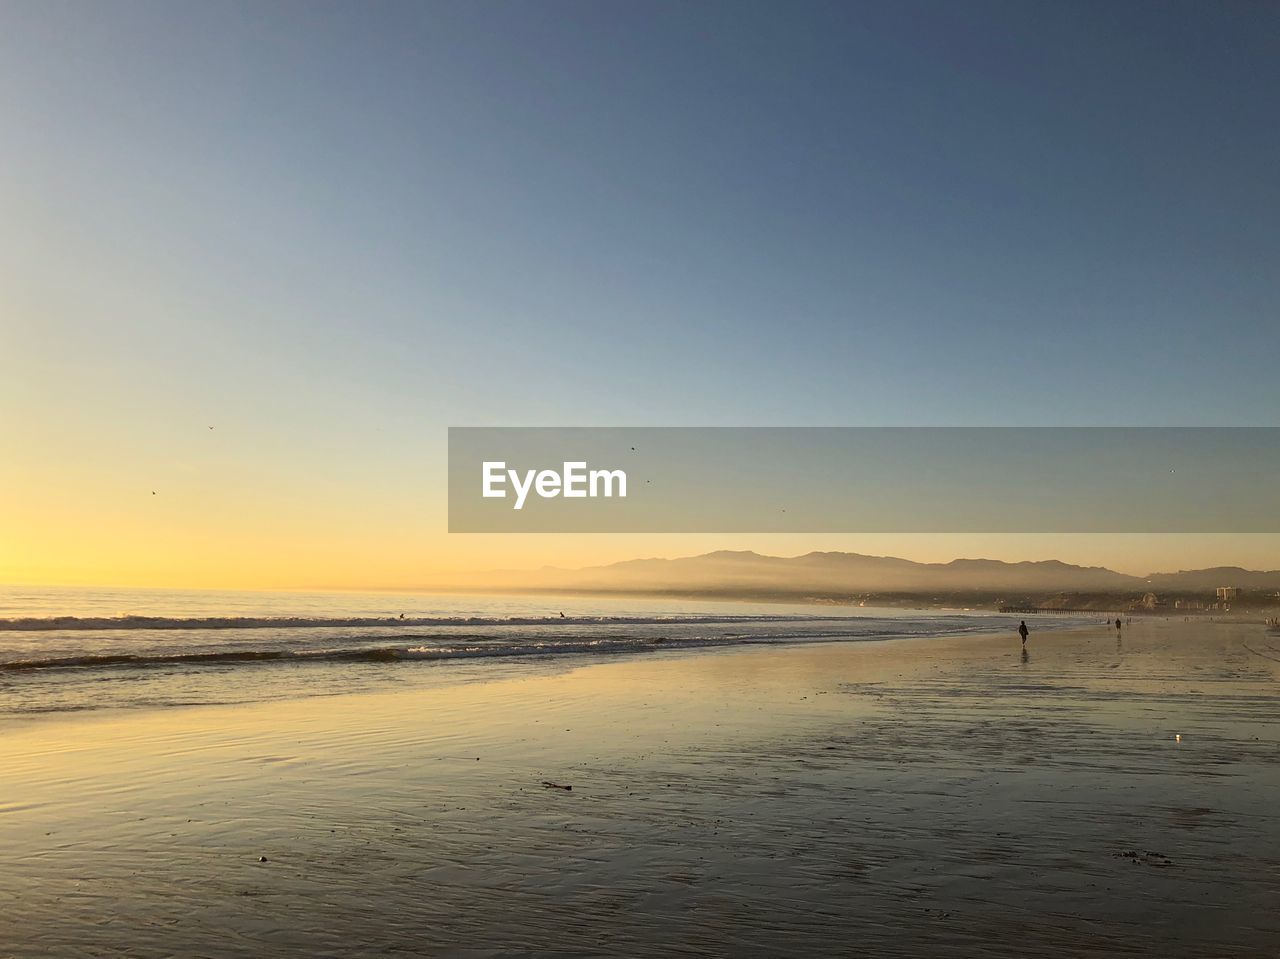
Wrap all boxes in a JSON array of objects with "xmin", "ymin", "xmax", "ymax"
[{"xmin": 467, "ymin": 549, "xmax": 1280, "ymax": 608}]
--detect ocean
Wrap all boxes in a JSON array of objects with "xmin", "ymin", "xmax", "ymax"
[{"xmin": 0, "ymin": 585, "xmax": 1082, "ymax": 716}]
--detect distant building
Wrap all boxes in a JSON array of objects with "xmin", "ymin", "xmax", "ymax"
[
  {"xmin": 1174, "ymin": 598, "xmax": 1205, "ymax": 610},
  {"xmin": 1216, "ymin": 586, "xmax": 1239, "ymax": 602}
]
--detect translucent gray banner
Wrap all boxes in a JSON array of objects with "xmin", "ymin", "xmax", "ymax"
[{"xmin": 448, "ymin": 427, "xmax": 1279, "ymax": 533}]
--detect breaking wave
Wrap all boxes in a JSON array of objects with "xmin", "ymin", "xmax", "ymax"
[
  {"xmin": 0, "ymin": 613, "xmax": 823, "ymax": 632},
  {"xmin": 0, "ymin": 635, "xmax": 743, "ymax": 673},
  {"xmin": 0, "ymin": 621, "xmax": 1027, "ymax": 675}
]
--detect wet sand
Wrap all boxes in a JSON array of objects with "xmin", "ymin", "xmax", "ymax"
[{"xmin": 3, "ymin": 619, "xmax": 1279, "ymax": 957}]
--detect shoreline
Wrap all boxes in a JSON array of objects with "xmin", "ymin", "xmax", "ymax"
[
  {"xmin": 9, "ymin": 580, "xmax": 1277, "ymax": 622},
  {"xmin": 3, "ymin": 619, "xmax": 1278, "ymax": 957},
  {"xmin": 0, "ymin": 619, "xmax": 1088, "ymax": 729}
]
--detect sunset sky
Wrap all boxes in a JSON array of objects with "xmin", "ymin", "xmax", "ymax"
[{"xmin": 3, "ymin": 1, "xmax": 1278, "ymax": 588}]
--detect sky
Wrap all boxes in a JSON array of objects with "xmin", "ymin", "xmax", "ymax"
[{"xmin": 2, "ymin": 0, "xmax": 1278, "ymax": 588}]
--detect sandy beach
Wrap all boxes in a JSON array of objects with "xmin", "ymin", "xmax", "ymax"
[{"xmin": 3, "ymin": 618, "xmax": 1279, "ymax": 958}]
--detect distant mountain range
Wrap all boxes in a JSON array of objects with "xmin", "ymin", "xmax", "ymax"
[{"xmin": 465, "ymin": 550, "xmax": 1280, "ymax": 605}]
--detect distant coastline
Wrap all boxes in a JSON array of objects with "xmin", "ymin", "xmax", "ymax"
[
  {"xmin": 448, "ymin": 549, "xmax": 1280, "ymax": 616},
  {"xmin": 441, "ymin": 584, "xmax": 1279, "ymax": 617}
]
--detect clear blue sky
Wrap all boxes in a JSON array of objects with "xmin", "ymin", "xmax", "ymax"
[{"xmin": 3, "ymin": 1, "xmax": 1278, "ymax": 585}]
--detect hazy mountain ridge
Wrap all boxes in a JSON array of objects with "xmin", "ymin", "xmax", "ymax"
[{"xmin": 471, "ymin": 550, "xmax": 1280, "ymax": 600}]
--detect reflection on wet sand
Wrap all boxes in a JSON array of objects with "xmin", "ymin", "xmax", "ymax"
[{"xmin": 1, "ymin": 620, "xmax": 1278, "ymax": 958}]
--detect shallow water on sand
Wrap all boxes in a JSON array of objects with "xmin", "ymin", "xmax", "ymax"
[
  {"xmin": 1, "ymin": 619, "xmax": 1278, "ymax": 957},
  {"xmin": 0, "ymin": 586, "xmax": 1084, "ymax": 715}
]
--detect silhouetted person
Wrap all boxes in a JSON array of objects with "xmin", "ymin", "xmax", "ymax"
[
  {"xmin": 1018, "ymin": 620, "xmax": 1029, "ymax": 646},
  {"xmin": 1115, "ymin": 618, "xmax": 1122, "ymax": 630}
]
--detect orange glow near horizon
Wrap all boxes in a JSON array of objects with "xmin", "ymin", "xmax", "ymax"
[
  {"xmin": 4, "ymin": 379, "xmax": 1275, "ymax": 592},
  {"xmin": 4, "ymin": 485, "xmax": 1279, "ymax": 594}
]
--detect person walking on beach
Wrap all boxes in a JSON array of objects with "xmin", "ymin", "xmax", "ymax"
[
  {"xmin": 1115, "ymin": 617, "xmax": 1122, "ymax": 631},
  {"xmin": 1018, "ymin": 620, "xmax": 1029, "ymax": 646}
]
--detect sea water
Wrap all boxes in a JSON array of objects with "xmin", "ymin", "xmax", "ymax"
[{"xmin": 0, "ymin": 585, "xmax": 1082, "ymax": 715}]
